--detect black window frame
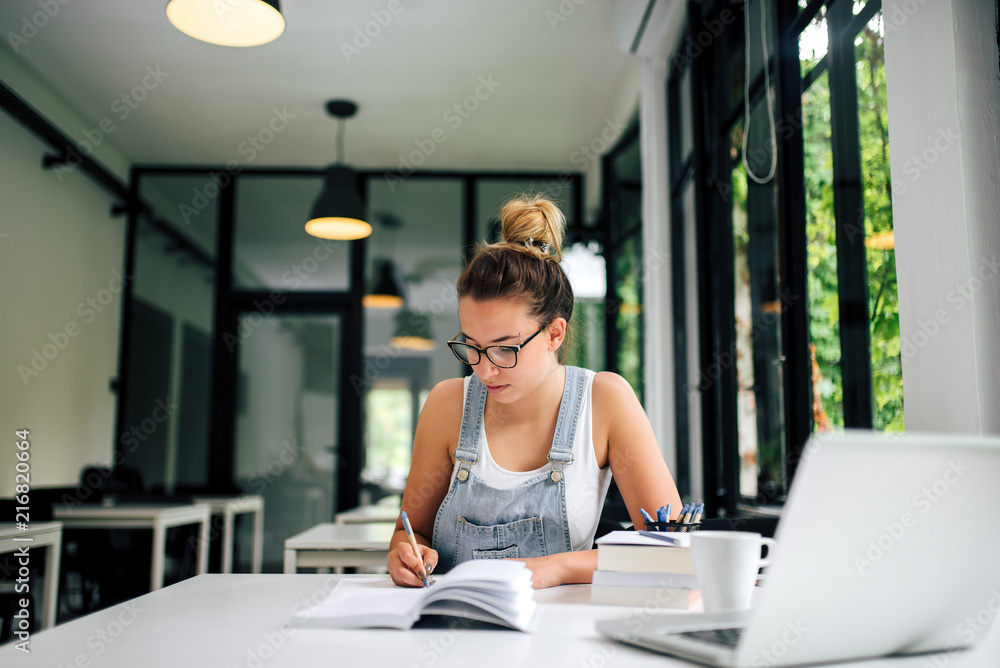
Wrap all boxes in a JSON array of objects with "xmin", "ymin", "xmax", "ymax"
[{"xmin": 668, "ymin": 0, "xmax": 886, "ymax": 517}]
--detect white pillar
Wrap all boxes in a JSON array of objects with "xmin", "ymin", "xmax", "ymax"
[
  {"xmin": 883, "ymin": 0, "xmax": 1000, "ymax": 434},
  {"xmin": 639, "ymin": 56, "xmax": 676, "ymax": 468}
]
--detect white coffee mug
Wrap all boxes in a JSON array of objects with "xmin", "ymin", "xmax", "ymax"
[{"xmin": 690, "ymin": 531, "xmax": 776, "ymax": 613}]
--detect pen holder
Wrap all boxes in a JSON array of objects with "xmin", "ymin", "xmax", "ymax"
[{"xmin": 644, "ymin": 521, "xmax": 702, "ymax": 533}]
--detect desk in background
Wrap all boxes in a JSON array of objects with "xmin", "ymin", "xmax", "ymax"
[
  {"xmin": 283, "ymin": 523, "xmax": 394, "ymax": 574},
  {"xmin": 0, "ymin": 522, "xmax": 61, "ymax": 630},
  {"xmin": 52, "ymin": 503, "xmax": 210, "ymax": 591},
  {"xmin": 191, "ymin": 495, "xmax": 264, "ymax": 574},
  {"xmin": 333, "ymin": 504, "xmax": 399, "ymax": 525}
]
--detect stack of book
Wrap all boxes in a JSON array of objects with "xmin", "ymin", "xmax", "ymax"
[{"xmin": 592, "ymin": 531, "xmax": 699, "ymax": 608}]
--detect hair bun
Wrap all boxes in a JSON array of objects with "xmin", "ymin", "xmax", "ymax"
[{"xmin": 499, "ymin": 195, "xmax": 566, "ymax": 262}]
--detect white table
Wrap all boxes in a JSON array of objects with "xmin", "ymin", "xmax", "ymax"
[
  {"xmin": 2, "ymin": 573, "xmax": 998, "ymax": 667},
  {"xmin": 333, "ymin": 504, "xmax": 399, "ymax": 524},
  {"xmin": 53, "ymin": 503, "xmax": 210, "ymax": 591},
  {"xmin": 0, "ymin": 522, "xmax": 62, "ymax": 630},
  {"xmin": 191, "ymin": 495, "xmax": 264, "ymax": 574},
  {"xmin": 283, "ymin": 523, "xmax": 395, "ymax": 574}
]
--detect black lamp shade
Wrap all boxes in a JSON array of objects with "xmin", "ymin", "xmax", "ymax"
[
  {"xmin": 305, "ymin": 166, "xmax": 372, "ymax": 240},
  {"xmin": 363, "ymin": 259, "xmax": 404, "ymax": 309}
]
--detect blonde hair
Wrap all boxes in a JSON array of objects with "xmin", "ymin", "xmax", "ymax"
[{"xmin": 457, "ymin": 195, "xmax": 574, "ymax": 360}]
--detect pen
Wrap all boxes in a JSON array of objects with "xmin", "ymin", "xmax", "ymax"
[
  {"xmin": 637, "ymin": 530, "xmax": 680, "ymax": 544},
  {"xmin": 682, "ymin": 504, "xmax": 694, "ymax": 523},
  {"xmin": 400, "ymin": 510, "xmax": 430, "ymax": 587},
  {"xmin": 639, "ymin": 507, "xmax": 656, "ymax": 525},
  {"xmin": 692, "ymin": 502, "xmax": 704, "ymax": 524},
  {"xmin": 665, "ymin": 504, "xmax": 672, "ymax": 522},
  {"xmin": 656, "ymin": 506, "xmax": 667, "ymax": 523}
]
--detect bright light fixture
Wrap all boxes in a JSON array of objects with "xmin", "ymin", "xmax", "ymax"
[{"xmin": 166, "ymin": 0, "xmax": 285, "ymax": 47}]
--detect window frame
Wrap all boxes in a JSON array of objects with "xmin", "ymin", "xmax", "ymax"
[{"xmin": 667, "ymin": 0, "xmax": 887, "ymax": 516}]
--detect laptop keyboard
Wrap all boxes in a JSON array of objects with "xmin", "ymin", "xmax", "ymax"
[{"xmin": 678, "ymin": 628, "xmax": 744, "ymax": 648}]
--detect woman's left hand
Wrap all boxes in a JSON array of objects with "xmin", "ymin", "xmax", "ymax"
[{"xmin": 509, "ymin": 555, "xmax": 565, "ymax": 589}]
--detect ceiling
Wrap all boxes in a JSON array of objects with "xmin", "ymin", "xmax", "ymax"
[{"xmin": 0, "ymin": 0, "xmax": 641, "ymax": 173}]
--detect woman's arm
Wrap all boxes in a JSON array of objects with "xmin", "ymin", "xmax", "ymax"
[
  {"xmin": 515, "ymin": 372, "xmax": 682, "ymax": 589},
  {"xmin": 596, "ymin": 371, "xmax": 683, "ymax": 531},
  {"xmin": 387, "ymin": 378, "xmax": 463, "ymax": 586},
  {"xmin": 516, "ymin": 550, "xmax": 598, "ymax": 589}
]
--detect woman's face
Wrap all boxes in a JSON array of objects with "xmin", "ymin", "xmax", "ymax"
[{"xmin": 456, "ymin": 297, "xmax": 559, "ymax": 403}]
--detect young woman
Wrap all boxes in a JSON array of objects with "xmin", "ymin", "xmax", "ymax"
[{"xmin": 387, "ymin": 195, "xmax": 682, "ymax": 588}]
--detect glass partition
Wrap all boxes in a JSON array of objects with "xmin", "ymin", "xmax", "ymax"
[
  {"xmin": 233, "ymin": 314, "xmax": 341, "ymax": 571},
  {"xmin": 121, "ymin": 174, "xmax": 218, "ymax": 493},
  {"xmin": 233, "ymin": 174, "xmax": 351, "ymax": 290},
  {"xmin": 361, "ymin": 177, "xmax": 463, "ymax": 501}
]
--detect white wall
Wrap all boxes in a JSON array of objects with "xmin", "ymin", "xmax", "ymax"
[
  {"xmin": 884, "ymin": 0, "xmax": 1000, "ymax": 434},
  {"xmin": 0, "ymin": 109, "xmax": 125, "ymax": 494},
  {"xmin": 619, "ymin": 0, "xmax": 690, "ymax": 481}
]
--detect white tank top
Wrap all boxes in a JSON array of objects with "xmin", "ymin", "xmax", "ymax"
[{"xmin": 454, "ymin": 368, "xmax": 613, "ymax": 551}]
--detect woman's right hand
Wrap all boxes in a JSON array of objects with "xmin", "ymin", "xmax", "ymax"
[{"xmin": 388, "ymin": 540, "xmax": 439, "ymax": 587}]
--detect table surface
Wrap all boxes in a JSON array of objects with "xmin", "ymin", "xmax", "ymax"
[
  {"xmin": 0, "ymin": 521, "xmax": 62, "ymax": 540},
  {"xmin": 52, "ymin": 503, "xmax": 210, "ymax": 521},
  {"xmin": 284, "ymin": 522, "xmax": 396, "ymax": 550},
  {"xmin": 190, "ymin": 495, "xmax": 264, "ymax": 512},
  {"xmin": 3, "ymin": 574, "xmax": 998, "ymax": 668},
  {"xmin": 334, "ymin": 504, "xmax": 400, "ymax": 523}
]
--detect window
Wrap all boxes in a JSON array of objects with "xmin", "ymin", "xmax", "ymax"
[
  {"xmin": 602, "ymin": 121, "xmax": 645, "ymax": 402},
  {"xmin": 667, "ymin": 0, "xmax": 899, "ymax": 515}
]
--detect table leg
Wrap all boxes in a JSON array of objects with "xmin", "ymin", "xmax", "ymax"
[
  {"xmin": 197, "ymin": 517, "xmax": 209, "ymax": 575},
  {"xmin": 283, "ymin": 549, "xmax": 297, "ymax": 574},
  {"xmin": 42, "ymin": 533, "xmax": 61, "ymax": 629},
  {"xmin": 252, "ymin": 508, "xmax": 264, "ymax": 574},
  {"xmin": 222, "ymin": 510, "xmax": 234, "ymax": 574},
  {"xmin": 151, "ymin": 521, "xmax": 166, "ymax": 591}
]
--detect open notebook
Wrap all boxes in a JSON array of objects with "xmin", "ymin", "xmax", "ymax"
[{"xmin": 293, "ymin": 560, "xmax": 538, "ymax": 632}]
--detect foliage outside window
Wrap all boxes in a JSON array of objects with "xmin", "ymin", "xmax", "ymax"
[{"xmin": 802, "ymin": 8, "xmax": 902, "ymax": 433}]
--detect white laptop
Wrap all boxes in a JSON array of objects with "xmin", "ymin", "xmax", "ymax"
[{"xmin": 597, "ymin": 430, "xmax": 1000, "ymax": 667}]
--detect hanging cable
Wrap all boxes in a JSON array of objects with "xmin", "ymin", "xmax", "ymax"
[
  {"xmin": 335, "ymin": 116, "xmax": 345, "ymax": 165},
  {"xmin": 742, "ymin": 0, "xmax": 777, "ymax": 184}
]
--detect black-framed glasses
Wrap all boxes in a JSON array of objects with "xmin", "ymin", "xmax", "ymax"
[{"xmin": 447, "ymin": 326, "xmax": 546, "ymax": 369}]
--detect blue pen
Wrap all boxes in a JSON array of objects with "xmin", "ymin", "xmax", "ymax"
[
  {"xmin": 400, "ymin": 510, "xmax": 430, "ymax": 587},
  {"xmin": 665, "ymin": 504, "xmax": 672, "ymax": 522},
  {"xmin": 656, "ymin": 506, "xmax": 667, "ymax": 523},
  {"xmin": 682, "ymin": 503, "xmax": 694, "ymax": 523},
  {"xmin": 639, "ymin": 507, "xmax": 656, "ymax": 525},
  {"xmin": 693, "ymin": 502, "xmax": 705, "ymax": 523}
]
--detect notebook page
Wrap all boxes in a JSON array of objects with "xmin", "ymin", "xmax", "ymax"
[{"xmin": 297, "ymin": 577, "xmax": 424, "ymax": 629}]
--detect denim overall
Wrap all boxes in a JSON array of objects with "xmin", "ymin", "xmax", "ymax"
[{"xmin": 431, "ymin": 366, "xmax": 588, "ymax": 572}]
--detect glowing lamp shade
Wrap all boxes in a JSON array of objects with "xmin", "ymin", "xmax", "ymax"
[
  {"xmin": 166, "ymin": 0, "xmax": 285, "ymax": 47},
  {"xmin": 392, "ymin": 310, "xmax": 435, "ymax": 350},
  {"xmin": 305, "ymin": 166, "xmax": 372, "ymax": 240},
  {"xmin": 363, "ymin": 259, "xmax": 405, "ymax": 309},
  {"xmin": 864, "ymin": 230, "xmax": 895, "ymax": 251}
]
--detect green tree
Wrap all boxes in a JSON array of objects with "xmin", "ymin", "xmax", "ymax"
[{"xmin": 801, "ymin": 12, "xmax": 903, "ymax": 432}]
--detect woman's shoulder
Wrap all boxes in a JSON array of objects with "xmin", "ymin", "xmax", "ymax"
[
  {"xmin": 428, "ymin": 377, "xmax": 466, "ymax": 401},
  {"xmin": 590, "ymin": 370, "xmax": 637, "ymax": 403},
  {"xmin": 419, "ymin": 377, "xmax": 466, "ymax": 425}
]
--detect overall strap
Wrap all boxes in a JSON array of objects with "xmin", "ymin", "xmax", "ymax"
[
  {"xmin": 454, "ymin": 374, "xmax": 487, "ymax": 482},
  {"xmin": 546, "ymin": 366, "xmax": 588, "ymax": 483}
]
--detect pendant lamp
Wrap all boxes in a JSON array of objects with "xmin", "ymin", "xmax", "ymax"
[
  {"xmin": 391, "ymin": 309, "xmax": 435, "ymax": 350},
  {"xmin": 864, "ymin": 230, "xmax": 895, "ymax": 250},
  {"xmin": 166, "ymin": 0, "xmax": 285, "ymax": 47},
  {"xmin": 363, "ymin": 259, "xmax": 405, "ymax": 309},
  {"xmin": 305, "ymin": 100, "xmax": 372, "ymax": 241}
]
